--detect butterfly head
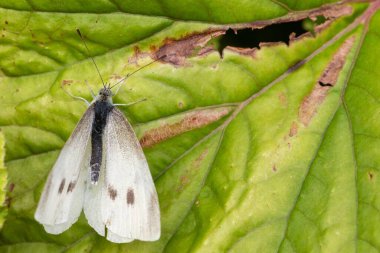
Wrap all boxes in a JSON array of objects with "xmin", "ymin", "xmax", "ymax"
[{"xmin": 98, "ymin": 87, "xmax": 113, "ymax": 102}]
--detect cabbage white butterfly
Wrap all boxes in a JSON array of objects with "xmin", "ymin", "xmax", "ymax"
[{"xmin": 34, "ymin": 29, "xmax": 161, "ymax": 243}]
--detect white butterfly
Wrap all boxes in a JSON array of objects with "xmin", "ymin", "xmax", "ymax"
[{"xmin": 34, "ymin": 29, "xmax": 160, "ymax": 243}]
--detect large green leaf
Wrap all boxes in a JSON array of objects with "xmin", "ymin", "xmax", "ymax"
[{"xmin": 1, "ymin": 0, "xmax": 380, "ymax": 252}]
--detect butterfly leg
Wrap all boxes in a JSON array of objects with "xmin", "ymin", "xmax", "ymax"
[
  {"xmin": 114, "ymin": 98, "xmax": 147, "ymax": 107},
  {"xmin": 85, "ymin": 80, "xmax": 96, "ymax": 99},
  {"xmin": 61, "ymin": 82, "xmax": 90, "ymax": 106}
]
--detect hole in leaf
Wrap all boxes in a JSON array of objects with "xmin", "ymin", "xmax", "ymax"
[
  {"xmin": 215, "ymin": 17, "xmax": 326, "ymax": 55},
  {"xmin": 318, "ymin": 81, "xmax": 333, "ymax": 87}
]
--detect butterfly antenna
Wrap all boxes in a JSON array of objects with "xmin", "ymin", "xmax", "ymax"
[
  {"xmin": 76, "ymin": 29, "xmax": 106, "ymax": 88},
  {"xmin": 109, "ymin": 55, "xmax": 166, "ymax": 89}
]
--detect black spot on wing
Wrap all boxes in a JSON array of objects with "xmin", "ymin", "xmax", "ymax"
[
  {"xmin": 67, "ymin": 181, "xmax": 76, "ymax": 193},
  {"xmin": 108, "ymin": 185, "xmax": 117, "ymax": 200},
  {"xmin": 127, "ymin": 188, "xmax": 135, "ymax": 205},
  {"xmin": 58, "ymin": 179, "xmax": 66, "ymax": 194}
]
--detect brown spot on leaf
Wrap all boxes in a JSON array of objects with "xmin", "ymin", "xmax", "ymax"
[
  {"xmin": 9, "ymin": 183, "xmax": 15, "ymax": 192},
  {"xmin": 177, "ymin": 149, "xmax": 209, "ymax": 192},
  {"xmin": 140, "ymin": 108, "xmax": 231, "ymax": 148},
  {"xmin": 109, "ymin": 74, "xmax": 122, "ymax": 82},
  {"xmin": 4, "ymin": 196, "xmax": 12, "ymax": 208},
  {"xmin": 368, "ymin": 172, "xmax": 375, "ymax": 181},
  {"xmin": 127, "ymin": 188, "xmax": 135, "ymax": 205},
  {"xmin": 278, "ymin": 92, "xmax": 287, "ymax": 106},
  {"xmin": 62, "ymin": 80, "xmax": 73, "ymax": 86},
  {"xmin": 5, "ymin": 21, "xmax": 8, "ymax": 25},
  {"xmin": 194, "ymin": 149, "xmax": 209, "ymax": 168},
  {"xmin": 58, "ymin": 179, "xmax": 65, "ymax": 194},
  {"xmin": 289, "ymin": 122, "xmax": 298, "ymax": 137},
  {"xmin": 67, "ymin": 181, "xmax": 76, "ymax": 193},
  {"xmin": 299, "ymin": 36, "xmax": 355, "ymax": 126},
  {"xmin": 272, "ymin": 164, "xmax": 277, "ymax": 172},
  {"xmin": 108, "ymin": 185, "xmax": 117, "ymax": 200},
  {"xmin": 177, "ymin": 175, "xmax": 190, "ymax": 192}
]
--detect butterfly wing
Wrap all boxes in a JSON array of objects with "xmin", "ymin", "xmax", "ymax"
[
  {"xmin": 34, "ymin": 105, "xmax": 94, "ymax": 234},
  {"xmin": 101, "ymin": 107, "xmax": 160, "ymax": 243}
]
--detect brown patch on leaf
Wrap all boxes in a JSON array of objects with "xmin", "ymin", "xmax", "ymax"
[
  {"xmin": 177, "ymin": 175, "xmax": 190, "ymax": 192},
  {"xmin": 278, "ymin": 92, "xmax": 287, "ymax": 106},
  {"xmin": 259, "ymin": 41, "xmax": 287, "ymax": 48},
  {"xmin": 62, "ymin": 80, "xmax": 73, "ymax": 86},
  {"xmin": 4, "ymin": 197, "xmax": 12, "ymax": 208},
  {"xmin": 368, "ymin": 171, "xmax": 375, "ymax": 181},
  {"xmin": 197, "ymin": 46, "xmax": 217, "ymax": 57},
  {"xmin": 225, "ymin": 46, "xmax": 258, "ymax": 58},
  {"xmin": 230, "ymin": 4, "xmax": 352, "ymax": 31},
  {"xmin": 289, "ymin": 122, "xmax": 298, "ymax": 137},
  {"xmin": 311, "ymin": 4, "xmax": 352, "ymax": 19},
  {"xmin": 123, "ymin": 3, "xmax": 353, "ymax": 65},
  {"xmin": 314, "ymin": 20, "xmax": 334, "ymax": 34},
  {"xmin": 272, "ymin": 164, "xmax": 277, "ymax": 172},
  {"xmin": 140, "ymin": 108, "xmax": 231, "ymax": 148},
  {"xmin": 194, "ymin": 149, "xmax": 209, "ymax": 168},
  {"xmin": 319, "ymin": 37, "xmax": 355, "ymax": 86},
  {"xmin": 9, "ymin": 183, "xmax": 15, "ymax": 192},
  {"xmin": 177, "ymin": 149, "xmax": 209, "ymax": 192},
  {"xmin": 129, "ymin": 46, "xmax": 150, "ymax": 65},
  {"xmin": 109, "ymin": 74, "xmax": 123, "ymax": 82},
  {"xmin": 155, "ymin": 30, "xmax": 225, "ymax": 65},
  {"xmin": 299, "ymin": 36, "xmax": 355, "ymax": 126}
]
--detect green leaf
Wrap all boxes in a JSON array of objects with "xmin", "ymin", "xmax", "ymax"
[{"xmin": 1, "ymin": 1, "xmax": 380, "ymax": 252}]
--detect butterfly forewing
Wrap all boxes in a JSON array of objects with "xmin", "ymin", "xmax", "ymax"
[
  {"xmin": 100, "ymin": 108, "xmax": 160, "ymax": 242},
  {"xmin": 35, "ymin": 105, "xmax": 95, "ymax": 233}
]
